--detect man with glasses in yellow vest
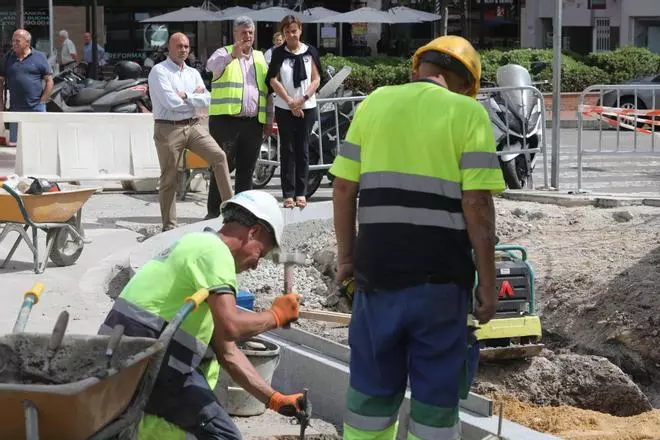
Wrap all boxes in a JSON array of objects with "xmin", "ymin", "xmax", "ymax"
[
  {"xmin": 331, "ymin": 36, "xmax": 506, "ymax": 440},
  {"xmin": 205, "ymin": 16, "xmax": 273, "ymax": 220}
]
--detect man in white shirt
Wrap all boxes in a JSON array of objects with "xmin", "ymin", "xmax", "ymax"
[
  {"xmin": 148, "ymin": 32, "xmax": 233, "ymax": 231},
  {"xmin": 264, "ymin": 31, "xmax": 283, "ymax": 65},
  {"xmin": 56, "ymin": 30, "xmax": 78, "ymax": 70}
]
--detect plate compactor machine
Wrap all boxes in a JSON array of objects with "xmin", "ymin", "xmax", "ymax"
[
  {"xmin": 472, "ymin": 244, "xmax": 543, "ymax": 362},
  {"xmin": 335, "ymin": 244, "xmax": 543, "ymax": 361}
]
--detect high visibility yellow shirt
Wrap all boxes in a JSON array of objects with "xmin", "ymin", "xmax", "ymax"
[{"xmin": 330, "ymin": 80, "xmax": 505, "ymax": 290}]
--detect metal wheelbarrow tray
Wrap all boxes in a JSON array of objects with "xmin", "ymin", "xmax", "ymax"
[
  {"xmin": 0, "ymin": 183, "xmax": 98, "ymax": 273},
  {"xmin": 0, "ymin": 333, "xmax": 160, "ymax": 440},
  {"xmin": 1, "ymin": 284, "xmax": 210, "ymax": 440}
]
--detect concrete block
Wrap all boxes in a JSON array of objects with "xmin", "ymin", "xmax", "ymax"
[
  {"xmin": 499, "ymin": 191, "xmax": 596, "ymax": 207},
  {"xmin": 594, "ymin": 197, "xmax": 645, "ymax": 208}
]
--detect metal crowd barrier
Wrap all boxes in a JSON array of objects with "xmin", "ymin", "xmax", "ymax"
[
  {"xmin": 256, "ymin": 95, "xmax": 367, "ymax": 172},
  {"xmin": 477, "ymin": 85, "xmax": 550, "ymax": 189},
  {"xmin": 577, "ymin": 84, "xmax": 660, "ymax": 192},
  {"xmin": 259, "ymin": 88, "xmax": 549, "ymax": 190}
]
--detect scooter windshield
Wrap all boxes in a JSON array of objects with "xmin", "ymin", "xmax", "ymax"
[{"xmin": 496, "ymin": 65, "xmax": 537, "ymax": 123}]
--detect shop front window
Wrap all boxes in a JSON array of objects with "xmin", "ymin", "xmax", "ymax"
[
  {"xmin": 104, "ymin": 9, "xmax": 196, "ymax": 64},
  {"xmin": 470, "ymin": 0, "xmax": 520, "ymax": 49},
  {"xmin": 0, "ymin": 8, "xmax": 51, "ymax": 56},
  {"xmin": 634, "ymin": 19, "xmax": 660, "ymax": 54}
]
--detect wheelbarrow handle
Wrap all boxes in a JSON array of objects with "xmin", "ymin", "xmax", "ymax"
[
  {"xmin": 184, "ymin": 288, "xmax": 210, "ymax": 311},
  {"xmin": 25, "ymin": 282, "xmax": 45, "ymax": 305},
  {"xmin": 13, "ymin": 282, "xmax": 45, "ymax": 333}
]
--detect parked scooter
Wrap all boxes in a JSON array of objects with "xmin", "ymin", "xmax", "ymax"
[
  {"xmin": 47, "ymin": 61, "xmax": 151, "ymax": 113},
  {"xmin": 251, "ymin": 65, "xmax": 359, "ymax": 198},
  {"xmin": 478, "ymin": 62, "xmax": 547, "ymax": 189}
]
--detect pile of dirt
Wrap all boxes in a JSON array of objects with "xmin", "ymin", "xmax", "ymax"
[
  {"xmin": 474, "ymin": 349, "xmax": 652, "ymax": 416},
  {"xmin": 489, "ymin": 393, "xmax": 660, "ymax": 440},
  {"xmin": 506, "ymin": 202, "xmax": 660, "ymax": 406}
]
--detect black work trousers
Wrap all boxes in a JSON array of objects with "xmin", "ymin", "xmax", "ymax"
[
  {"xmin": 275, "ymin": 106, "xmax": 316, "ymax": 199},
  {"xmin": 100, "ymin": 312, "xmax": 242, "ymax": 439},
  {"xmin": 207, "ymin": 115, "xmax": 263, "ymax": 218}
]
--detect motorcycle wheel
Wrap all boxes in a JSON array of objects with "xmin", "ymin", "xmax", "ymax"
[
  {"xmin": 48, "ymin": 218, "xmax": 84, "ymax": 267},
  {"xmin": 252, "ymin": 149, "xmax": 276, "ymax": 189},
  {"xmin": 500, "ymin": 158, "xmax": 525, "ymax": 190},
  {"xmin": 306, "ymin": 171, "xmax": 325, "ymax": 199}
]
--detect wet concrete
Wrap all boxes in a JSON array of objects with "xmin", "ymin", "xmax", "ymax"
[{"xmin": 0, "ymin": 333, "xmax": 155, "ymax": 385}]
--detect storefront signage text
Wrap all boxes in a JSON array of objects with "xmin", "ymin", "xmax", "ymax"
[
  {"xmin": 0, "ymin": 10, "xmax": 49, "ymax": 27},
  {"xmin": 474, "ymin": 0, "xmax": 515, "ymax": 4}
]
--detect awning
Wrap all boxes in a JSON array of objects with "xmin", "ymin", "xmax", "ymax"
[
  {"xmin": 300, "ymin": 7, "xmax": 340, "ymax": 23},
  {"xmin": 140, "ymin": 6, "xmax": 224, "ymax": 23},
  {"xmin": 313, "ymin": 7, "xmax": 419, "ymax": 24},
  {"xmin": 388, "ymin": 6, "xmax": 442, "ymax": 23},
  {"xmin": 242, "ymin": 6, "xmax": 301, "ymax": 23}
]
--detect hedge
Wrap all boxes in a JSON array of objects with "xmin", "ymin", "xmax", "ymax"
[{"xmin": 320, "ymin": 46, "xmax": 660, "ymax": 94}]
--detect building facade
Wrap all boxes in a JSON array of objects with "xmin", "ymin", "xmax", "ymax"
[{"xmin": 521, "ymin": 0, "xmax": 660, "ymax": 54}]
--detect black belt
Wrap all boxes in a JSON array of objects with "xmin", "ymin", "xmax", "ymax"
[
  {"xmin": 358, "ymin": 273, "xmax": 467, "ymax": 292},
  {"xmin": 155, "ymin": 118, "xmax": 198, "ymax": 125},
  {"xmin": 213, "ymin": 114, "xmax": 258, "ymax": 120}
]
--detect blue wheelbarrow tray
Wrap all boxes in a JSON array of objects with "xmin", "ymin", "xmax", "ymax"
[{"xmin": 0, "ymin": 332, "xmax": 161, "ymax": 440}]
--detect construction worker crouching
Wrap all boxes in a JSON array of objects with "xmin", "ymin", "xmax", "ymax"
[
  {"xmin": 330, "ymin": 36, "xmax": 506, "ymax": 440},
  {"xmin": 99, "ymin": 190, "xmax": 305, "ymax": 439}
]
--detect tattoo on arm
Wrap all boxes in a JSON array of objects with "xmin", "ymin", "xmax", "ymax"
[
  {"xmin": 462, "ymin": 190, "xmax": 497, "ymax": 287},
  {"xmin": 462, "ymin": 191, "xmax": 496, "ymax": 245}
]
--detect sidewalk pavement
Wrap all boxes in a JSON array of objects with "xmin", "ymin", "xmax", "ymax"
[{"xmin": 0, "ymin": 225, "xmax": 140, "ymax": 335}]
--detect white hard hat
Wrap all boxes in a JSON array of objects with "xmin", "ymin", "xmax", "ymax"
[{"xmin": 221, "ymin": 190, "xmax": 284, "ymax": 247}]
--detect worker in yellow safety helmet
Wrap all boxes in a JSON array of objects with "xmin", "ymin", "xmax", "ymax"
[{"xmin": 330, "ymin": 36, "xmax": 505, "ymax": 440}]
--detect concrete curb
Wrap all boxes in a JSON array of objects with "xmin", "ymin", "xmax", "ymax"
[
  {"xmin": 129, "ymin": 201, "xmax": 336, "ymax": 275},
  {"xmin": 546, "ymin": 119, "xmax": 604, "ymax": 129},
  {"xmin": 263, "ymin": 327, "xmax": 559, "ymax": 439},
  {"xmin": 499, "ymin": 191, "xmax": 660, "ymax": 208}
]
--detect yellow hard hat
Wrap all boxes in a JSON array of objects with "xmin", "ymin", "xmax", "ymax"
[{"xmin": 412, "ymin": 35, "xmax": 482, "ymax": 98}]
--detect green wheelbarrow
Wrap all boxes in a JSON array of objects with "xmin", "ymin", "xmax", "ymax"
[
  {"xmin": 0, "ymin": 183, "xmax": 98, "ymax": 273},
  {"xmin": 0, "ymin": 282, "xmax": 212, "ymax": 440}
]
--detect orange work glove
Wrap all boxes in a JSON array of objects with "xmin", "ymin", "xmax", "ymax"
[
  {"xmin": 269, "ymin": 293, "xmax": 300, "ymax": 328},
  {"xmin": 267, "ymin": 391, "xmax": 305, "ymax": 417}
]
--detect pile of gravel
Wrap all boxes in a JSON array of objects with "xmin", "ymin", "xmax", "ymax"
[
  {"xmin": 238, "ymin": 209, "xmax": 545, "ymax": 315},
  {"xmin": 238, "ymin": 219, "xmax": 338, "ymax": 312}
]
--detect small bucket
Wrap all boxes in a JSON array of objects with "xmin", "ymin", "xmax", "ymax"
[{"xmin": 215, "ymin": 337, "xmax": 280, "ymax": 416}]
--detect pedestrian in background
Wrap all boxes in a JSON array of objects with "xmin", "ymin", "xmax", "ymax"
[
  {"xmin": 0, "ymin": 29, "xmax": 53, "ymax": 148},
  {"xmin": 56, "ymin": 30, "xmax": 78, "ymax": 71},
  {"xmin": 266, "ymin": 15, "xmax": 321, "ymax": 209},
  {"xmin": 205, "ymin": 16, "xmax": 273, "ymax": 220},
  {"xmin": 264, "ymin": 32, "xmax": 284, "ymax": 65},
  {"xmin": 82, "ymin": 32, "xmax": 106, "ymax": 67},
  {"xmin": 148, "ymin": 32, "xmax": 233, "ymax": 231}
]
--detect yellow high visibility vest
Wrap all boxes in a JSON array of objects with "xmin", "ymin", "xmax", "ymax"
[{"xmin": 209, "ymin": 45, "xmax": 268, "ymax": 123}]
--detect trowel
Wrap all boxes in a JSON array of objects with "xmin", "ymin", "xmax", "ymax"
[
  {"xmin": 43, "ymin": 311, "xmax": 70, "ymax": 376},
  {"xmin": 105, "ymin": 324, "xmax": 125, "ymax": 369}
]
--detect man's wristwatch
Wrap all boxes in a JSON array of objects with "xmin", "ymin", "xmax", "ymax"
[{"xmin": 303, "ymin": 94, "xmax": 309, "ymax": 101}]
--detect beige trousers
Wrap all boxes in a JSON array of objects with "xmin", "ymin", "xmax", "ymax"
[{"xmin": 154, "ymin": 120, "xmax": 233, "ymax": 231}]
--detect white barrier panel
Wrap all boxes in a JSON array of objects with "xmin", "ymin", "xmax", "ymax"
[{"xmin": 3, "ymin": 112, "xmax": 161, "ymax": 181}]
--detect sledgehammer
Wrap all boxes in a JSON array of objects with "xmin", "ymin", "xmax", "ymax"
[{"xmin": 271, "ymin": 251, "xmax": 306, "ymax": 329}]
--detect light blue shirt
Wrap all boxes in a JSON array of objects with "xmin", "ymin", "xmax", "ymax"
[
  {"xmin": 83, "ymin": 42, "xmax": 106, "ymax": 66},
  {"xmin": 147, "ymin": 57, "xmax": 210, "ymax": 121}
]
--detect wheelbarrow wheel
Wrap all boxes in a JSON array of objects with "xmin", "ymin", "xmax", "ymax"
[{"xmin": 48, "ymin": 218, "xmax": 84, "ymax": 267}]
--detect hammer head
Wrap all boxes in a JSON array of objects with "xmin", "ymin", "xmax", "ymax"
[{"xmin": 271, "ymin": 251, "xmax": 306, "ymax": 266}]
